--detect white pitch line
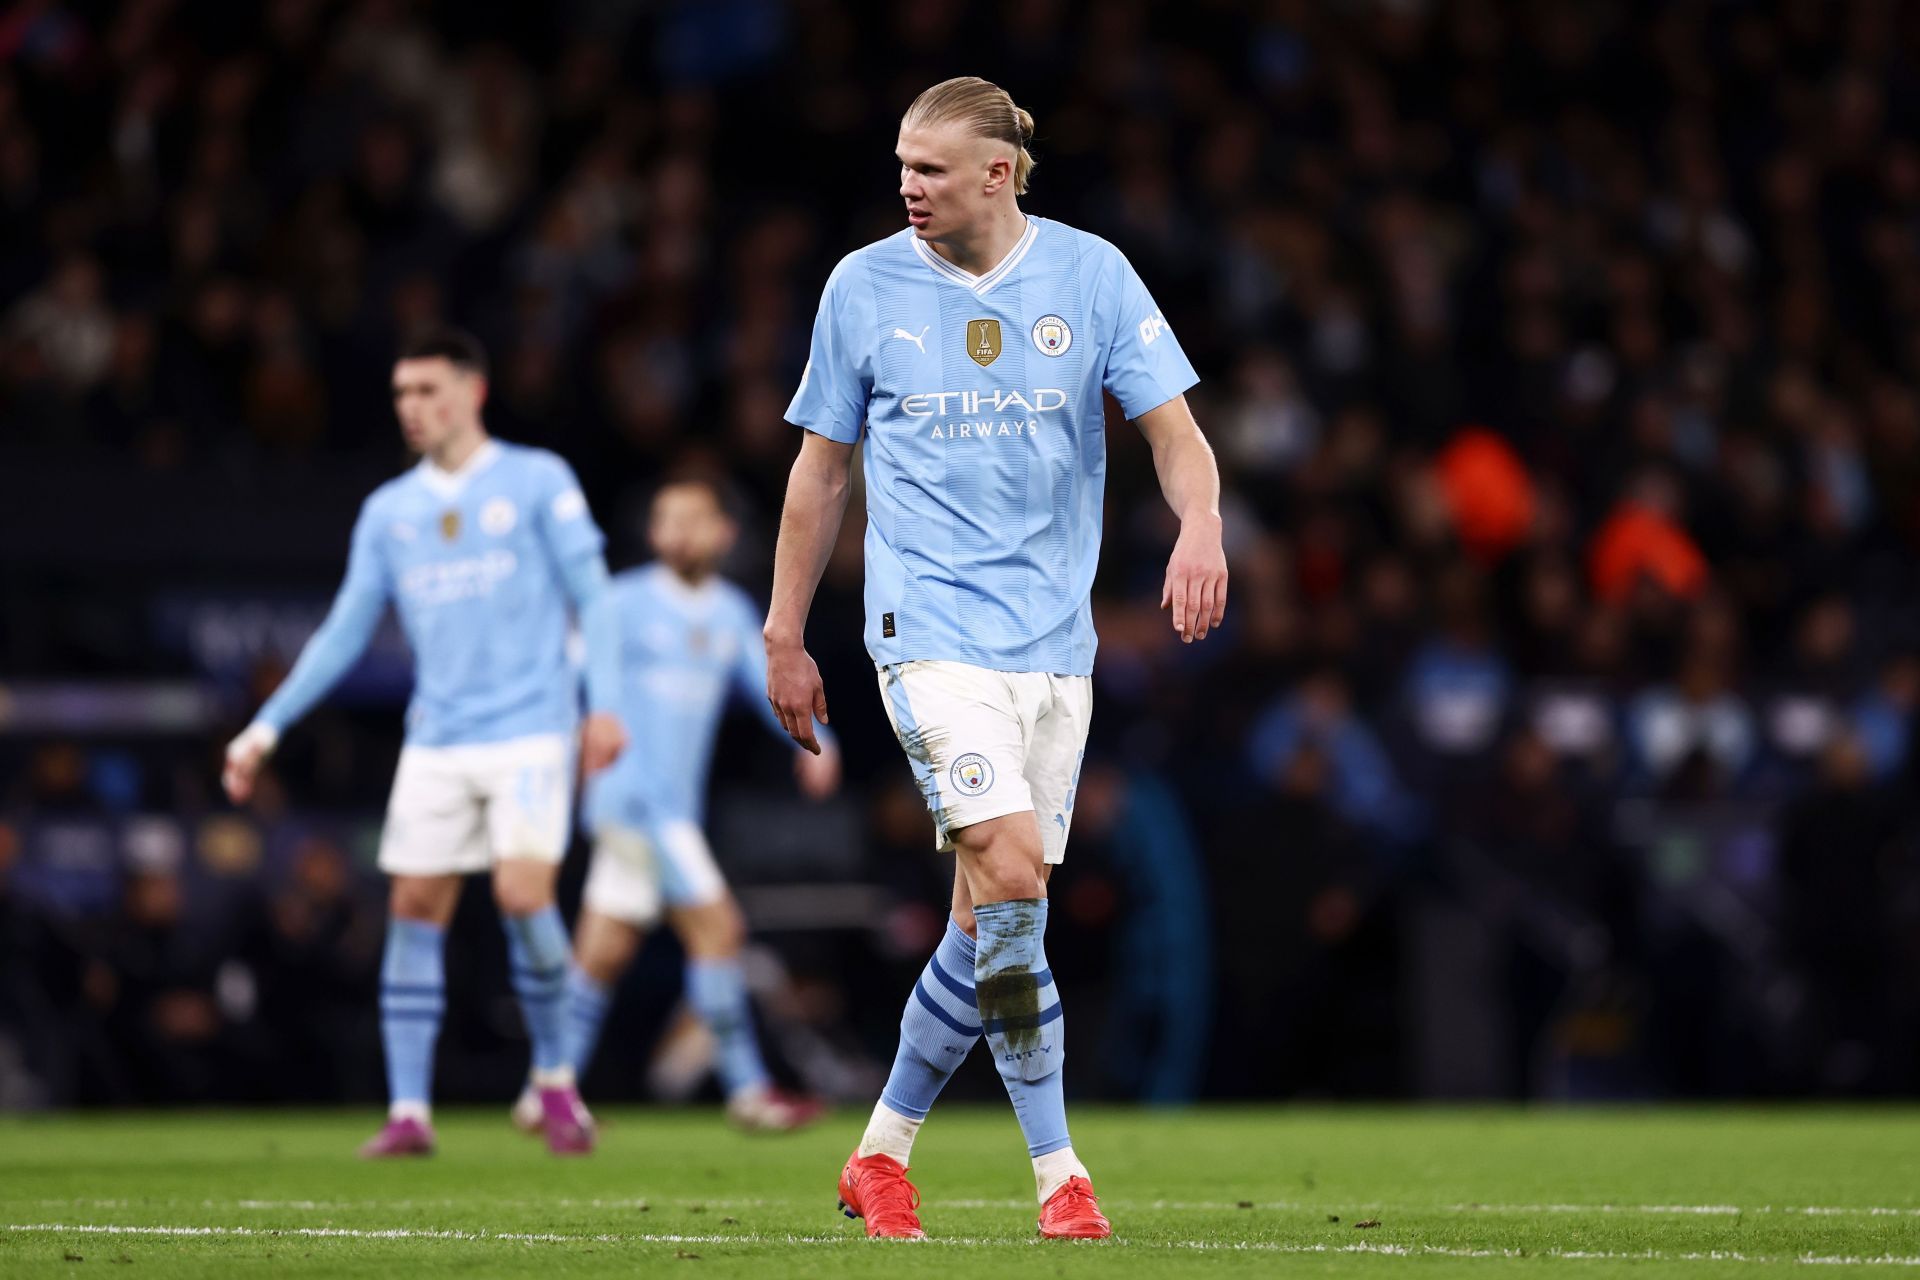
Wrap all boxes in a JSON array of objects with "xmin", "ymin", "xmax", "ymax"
[
  {"xmin": 35, "ymin": 1196, "xmax": 1920, "ymax": 1219},
  {"xmin": 1175, "ymin": 1242, "xmax": 1920, "ymax": 1266},
  {"xmin": 1447, "ymin": 1205, "xmax": 1920, "ymax": 1219},
  {"xmin": 8, "ymin": 1224, "xmax": 1920, "ymax": 1266},
  {"xmin": 5, "ymin": 1224, "xmax": 623, "ymax": 1244},
  {"xmin": 27, "ymin": 1197, "xmax": 717, "ymax": 1213},
  {"xmin": 1267, "ymin": 1244, "xmax": 1920, "ymax": 1267}
]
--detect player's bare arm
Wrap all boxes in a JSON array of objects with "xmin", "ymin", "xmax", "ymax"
[
  {"xmin": 222, "ymin": 514, "xmax": 391, "ymax": 805},
  {"xmin": 1135, "ymin": 394, "xmax": 1228, "ymax": 643},
  {"xmin": 764, "ymin": 431, "xmax": 856, "ymax": 754},
  {"xmin": 579, "ymin": 711, "xmax": 626, "ymax": 775}
]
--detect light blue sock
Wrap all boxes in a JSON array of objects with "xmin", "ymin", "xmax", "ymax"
[
  {"xmin": 880, "ymin": 917, "xmax": 981, "ymax": 1120},
  {"xmin": 379, "ymin": 918, "xmax": 446, "ymax": 1109},
  {"xmin": 974, "ymin": 898, "xmax": 1070, "ymax": 1157},
  {"xmin": 686, "ymin": 958, "xmax": 771, "ymax": 1096},
  {"xmin": 503, "ymin": 906, "xmax": 571, "ymax": 1074},
  {"xmin": 561, "ymin": 964, "xmax": 613, "ymax": 1076}
]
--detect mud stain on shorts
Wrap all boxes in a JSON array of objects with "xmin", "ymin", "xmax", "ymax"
[{"xmin": 895, "ymin": 723, "xmax": 949, "ymax": 767}]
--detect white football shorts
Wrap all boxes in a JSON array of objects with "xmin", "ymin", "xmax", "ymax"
[
  {"xmin": 377, "ymin": 733, "xmax": 573, "ymax": 876},
  {"xmin": 876, "ymin": 660, "xmax": 1092, "ymax": 865},
  {"xmin": 582, "ymin": 819, "xmax": 727, "ymax": 926}
]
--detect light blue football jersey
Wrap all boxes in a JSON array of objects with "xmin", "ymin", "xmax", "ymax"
[
  {"xmin": 258, "ymin": 440, "xmax": 610, "ymax": 747},
  {"xmin": 585, "ymin": 563, "xmax": 801, "ymax": 831},
  {"xmin": 785, "ymin": 216, "xmax": 1198, "ymax": 675}
]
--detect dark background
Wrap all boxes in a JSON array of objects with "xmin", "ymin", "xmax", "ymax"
[{"xmin": 4, "ymin": 0, "xmax": 1920, "ymax": 1110}]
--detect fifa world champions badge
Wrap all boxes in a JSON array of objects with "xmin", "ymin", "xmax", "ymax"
[{"xmin": 966, "ymin": 318, "xmax": 1003, "ymax": 367}]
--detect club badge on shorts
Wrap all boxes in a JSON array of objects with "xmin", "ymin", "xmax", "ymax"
[{"xmin": 951, "ymin": 752, "xmax": 995, "ymax": 796}]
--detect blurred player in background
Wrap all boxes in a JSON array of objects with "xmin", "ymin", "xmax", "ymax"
[
  {"xmin": 222, "ymin": 328, "xmax": 627, "ymax": 1158},
  {"xmin": 767, "ymin": 77, "xmax": 1228, "ymax": 1239},
  {"xmin": 509, "ymin": 474, "xmax": 840, "ymax": 1135}
]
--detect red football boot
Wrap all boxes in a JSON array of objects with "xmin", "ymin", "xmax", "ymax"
[
  {"xmin": 358, "ymin": 1116, "xmax": 435, "ymax": 1159},
  {"xmin": 836, "ymin": 1149, "xmax": 926, "ymax": 1239},
  {"xmin": 1038, "ymin": 1176, "xmax": 1112, "ymax": 1239},
  {"xmin": 538, "ymin": 1084, "xmax": 596, "ymax": 1156},
  {"xmin": 727, "ymin": 1084, "xmax": 827, "ymax": 1133}
]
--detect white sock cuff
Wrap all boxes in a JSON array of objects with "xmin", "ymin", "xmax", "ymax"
[
  {"xmin": 389, "ymin": 1100, "xmax": 431, "ymax": 1124},
  {"xmin": 531, "ymin": 1065, "xmax": 576, "ymax": 1090},
  {"xmin": 857, "ymin": 1099, "xmax": 924, "ymax": 1165},
  {"xmin": 1033, "ymin": 1146, "xmax": 1089, "ymax": 1203}
]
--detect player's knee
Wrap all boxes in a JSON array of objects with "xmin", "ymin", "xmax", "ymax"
[
  {"xmin": 953, "ymin": 817, "xmax": 1045, "ymax": 903},
  {"xmin": 951, "ymin": 902, "xmax": 978, "ymax": 938},
  {"xmin": 677, "ymin": 898, "xmax": 746, "ymax": 958},
  {"xmin": 577, "ymin": 942, "xmax": 629, "ymax": 985},
  {"xmin": 492, "ymin": 864, "xmax": 555, "ymax": 918},
  {"xmin": 963, "ymin": 847, "xmax": 1045, "ymax": 904},
  {"xmin": 494, "ymin": 886, "xmax": 550, "ymax": 918},
  {"xmin": 576, "ymin": 916, "xmax": 640, "ymax": 982},
  {"xmin": 389, "ymin": 876, "xmax": 455, "ymax": 924},
  {"xmin": 389, "ymin": 884, "xmax": 431, "ymax": 920},
  {"xmin": 710, "ymin": 899, "xmax": 747, "ymax": 954}
]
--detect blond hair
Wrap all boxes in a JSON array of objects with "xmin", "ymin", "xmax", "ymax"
[{"xmin": 902, "ymin": 76, "xmax": 1037, "ymax": 195}]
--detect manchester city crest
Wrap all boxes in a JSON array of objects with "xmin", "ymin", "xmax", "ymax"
[
  {"xmin": 1031, "ymin": 314, "xmax": 1072, "ymax": 356},
  {"xmin": 966, "ymin": 318, "xmax": 1002, "ymax": 367},
  {"xmin": 950, "ymin": 752, "xmax": 995, "ymax": 796},
  {"xmin": 479, "ymin": 496, "xmax": 517, "ymax": 536}
]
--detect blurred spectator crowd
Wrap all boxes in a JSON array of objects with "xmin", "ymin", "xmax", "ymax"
[{"xmin": 4, "ymin": 0, "xmax": 1920, "ymax": 1103}]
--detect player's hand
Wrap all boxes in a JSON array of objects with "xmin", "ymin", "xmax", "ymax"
[
  {"xmin": 766, "ymin": 636, "xmax": 829, "ymax": 755},
  {"xmin": 795, "ymin": 736, "xmax": 841, "ymax": 799},
  {"xmin": 222, "ymin": 722, "xmax": 279, "ymax": 805},
  {"xmin": 1161, "ymin": 513, "xmax": 1229, "ymax": 643},
  {"xmin": 580, "ymin": 711, "xmax": 627, "ymax": 775}
]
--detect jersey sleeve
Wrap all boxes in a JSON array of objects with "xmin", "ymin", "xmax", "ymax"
[
  {"xmin": 255, "ymin": 497, "xmax": 392, "ymax": 734},
  {"xmin": 530, "ymin": 452, "xmax": 607, "ymax": 564},
  {"xmin": 528, "ymin": 452, "xmax": 618, "ymax": 713},
  {"xmin": 784, "ymin": 256, "xmax": 871, "ymax": 444},
  {"xmin": 1096, "ymin": 243, "xmax": 1200, "ymax": 420},
  {"xmin": 559, "ymin": 554, "xmax": 621, "ymax": 716}
]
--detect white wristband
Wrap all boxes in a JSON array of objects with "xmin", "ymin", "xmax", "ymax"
[{"xmin": 226, "ymin": 721, "xmax": 280, "ymax": 762}]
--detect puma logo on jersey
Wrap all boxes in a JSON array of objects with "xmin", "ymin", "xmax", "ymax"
[{"xmin": 892, "ymin": 325, "xmax": 930, "ymax": 353}]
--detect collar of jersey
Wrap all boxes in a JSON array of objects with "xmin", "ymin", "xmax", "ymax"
[
  {"xmin": 910, "ymin": 217, "xmax": 1037, "ymax": 295},
  {"xmin": 416, "ymin": 438, "xmax": 501, "ymax": 500},
  {"xmin": 646, "ymin": 562, "xmax": 723, "ymax": 613}
]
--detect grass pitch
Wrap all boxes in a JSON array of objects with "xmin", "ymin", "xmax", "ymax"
[{"xmin": 1, "ymin": 1107, "xmax": 1917, "ymax": 1276}]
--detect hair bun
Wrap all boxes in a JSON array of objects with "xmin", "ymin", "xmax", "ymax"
[{"xmin": 900, "ymin": 78, "xmax": 1038, "ymax": 194}]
